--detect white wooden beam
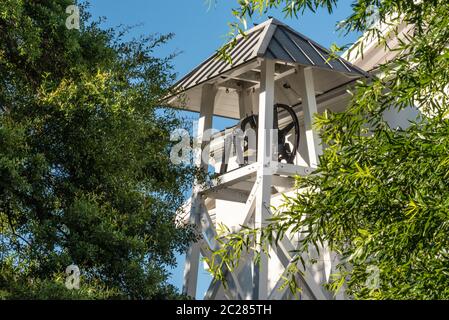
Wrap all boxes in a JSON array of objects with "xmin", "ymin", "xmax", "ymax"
[
  {"xmin": 204, "ymin": 188, "xmax": 249, "ymax": 203},
  {"xmin": 245, "ymin": 66, "xmax": 297, "ymax": 93},
  {"xmin": 235, "ymin": 71, "xmax": 261, "ymax": 84},
  {"xmin": 268, "ymin": 271, "xmax": 290, "ymax": 300},
  {"xmin": 214, "ymin": 60, "xmax": 260, "ymax": 86},
  {"xmin": 204, "ymin": 277, "xmax": 225, "ymax": 300},
  {"xmin": 204, "ymin": 272, "xmax": 231, "ymax": 300},
  {"xmin": 271, "ymin": 175, "xmax": 295, "ymax": 189},
  {"xmin": 331, "ymin": 253, "xmax": 347, "ymax": 300},
  {"xmin": 182, "ymin": 199, "xmax": 202, "ymax": 298},
  {"xmin": 199, "ymin": 201, "xmax": 219, "ymax": 249},
  {"xmin": 297, "ymin": 66, "xmax": 322, "ymax": 168},
  {"xmin": 200, "ymin": 241, "xmax": 233, "ymax": 300},
  {"xmin": 204, "ymin": 197, "xmax": 215, "ymax": 211},
  {"xmin": 241, "ymin": 178, "xmax": 259, "ymax": 227},
  {"xmin": 231, "ymin": 181, "xmax": 257, "ymax": 192},
  {"xmin": 200, "ymin": 239, "xmax": 246, "ymax": 300},
  {"xmin": 207, "ymin": 163, "xmax": 258, "ymax": 191},
  {"xmin": 195, "ymin": 84, "xmax": 217, "ymax": 169},
  {"xmin": 183, "ymin": 83, "xmax": 216, "ymax": 298},
  {"xmin": 256, "ymin": 23, "xmax": 277, "ymax": 56},
  {"xmin": 220, "ymin": 129, "xmax": 235, "ymax": 175},
  {"xmin": 253, "ymin": 59, "xmax": 275, "ymax": 300},
  {"xmin": 274, "ymin": 162, "xmax": 314, "ymax": 177},
  {"xmin": 238, "ymin": 87, "xmax": 253, "ymax": 119},
  {"xmin": 199, "ymin": 200, "xmax": 248, "ymax": 300},
  {"xmin": 321, "ymin": 241, "xmax": 332, "ymax": 283}
]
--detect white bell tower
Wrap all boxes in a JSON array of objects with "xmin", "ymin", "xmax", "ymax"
[{"xmin": 167, "ymin": 18, "xmax": 368, "ymax": 300}]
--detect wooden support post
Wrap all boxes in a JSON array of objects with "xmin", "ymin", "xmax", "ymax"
[
  {"xmin": 272, "ymin": 234, "xmax": 328, "ymax": 300},
  {"xmin": 236, "ymin": 86, "xmax": 254, "ymax": 167},
  {"xmin": 196, "ymin": 84, "xmax": 216, "ymax": 167},
  {"xmin": 183, "ymin": 83, "xmax": 216, "ymax": 298},
  {"xmin": 253, "ymin": 59, "xmax": 275, "ymax": 300},
  {"xmin": 297, "ymin": 66, "xmax": 322, "ymax": 168},
  {"xmin": 238, "ymin": 86, "xmax": 253, "ymax": 119}
]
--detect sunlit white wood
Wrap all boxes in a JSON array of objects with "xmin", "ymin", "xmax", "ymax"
[
  {"xmin": 183, "ymin": 84, "xmax": 217, "ymax": 298},
  {"xmin": 241, "ymin": 178, "xmax": 259, "ymax": 227},
  {"xmin": 201, "ymin": 242, "xmax": 234, "ymax": 300},
  {"xmin": 204, "ymin": 188, "xmax": 249, "ymax": 203},
  {"xmin": 275, "ymin": 234, "xmax": 328, "ymax": 300},
  {"xmin": 199, "ymin": 200, "xmax": 247, "ymax": 300},
  {"xmin": 238, "ymin": 86, "xmax": 253, "ymax": 119},
  {"xmin": 201, "ymin": 244, "xmax": 245, "ymax": 300},
  {"xmin": 274, "ymin": 163, "xmax": 314, "ymax": 176},
  {"xmin": 208, "ymin": 163, "xmax": 258, "ymax": 190},
  {"xmin": 297, "ymin": 66, "xmax": 322, "ymax": 168},
  {"xmin": 271, "ymin": 176, "xmax": 295, "ymax": 192},
  {"xmin": 253, "ymin": 59, "xmax": 275, "ymax": 300},
  {"xmin": 183, "ymin": 202, "xmax": 202, "ymax": 297}
]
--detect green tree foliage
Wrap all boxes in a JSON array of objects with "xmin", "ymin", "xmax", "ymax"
[
  {"xmin": 207, "ymin": 0, "xmax": 449, "ymax": 299},
  {"xmin": 0, "ymin": 0, "xmax": 195, "ymax": 299}
]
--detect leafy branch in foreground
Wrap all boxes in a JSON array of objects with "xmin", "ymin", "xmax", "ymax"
[
  {"xmin": 0, "ymin": 0, "xmax": 196, "ymax": 299},
  {"xmin": 206, "ymin": 0, "xmax": 449, "ymax": 299}
]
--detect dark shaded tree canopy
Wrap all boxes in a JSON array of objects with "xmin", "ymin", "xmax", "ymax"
[{"xmin": 0, "ymin": 0, "xmax": 194, "ymax": 299}]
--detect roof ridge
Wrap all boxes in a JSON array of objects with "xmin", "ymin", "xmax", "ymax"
[
  {"xmin": 269, "ymin": 17, "xmax": 288, "ymax": 26},
  {"xmin": 232, "ymin": 18, "xmax": 274, "ymax": 40},
  {"xmin": 265, "ymin": 22, "xmax": 369, "ymax": 76},
  {"xmin": 253, "ymin": 20, "xmax": 278, "ymax": 57},
  {"xmin": 173, "ymin": 20, "xmax": 273, "ymax": 89},
  {"xmin": 171, "ymin": 18, "xmax": 369, "ymax": 96}
]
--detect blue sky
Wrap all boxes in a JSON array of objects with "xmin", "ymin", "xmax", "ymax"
[{"xmin": 87, "ymin": 0, "xmax": 359, "ymax": 299}]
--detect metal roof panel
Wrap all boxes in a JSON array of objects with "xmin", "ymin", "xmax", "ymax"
[{"xmin": 172, "ymin": 18, "xmax": 368, "ymax": 94}]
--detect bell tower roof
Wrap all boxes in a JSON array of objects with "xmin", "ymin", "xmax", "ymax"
[{"xmin": 168, "ymin": 18, "xmax": 368, "ymax": 119}]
